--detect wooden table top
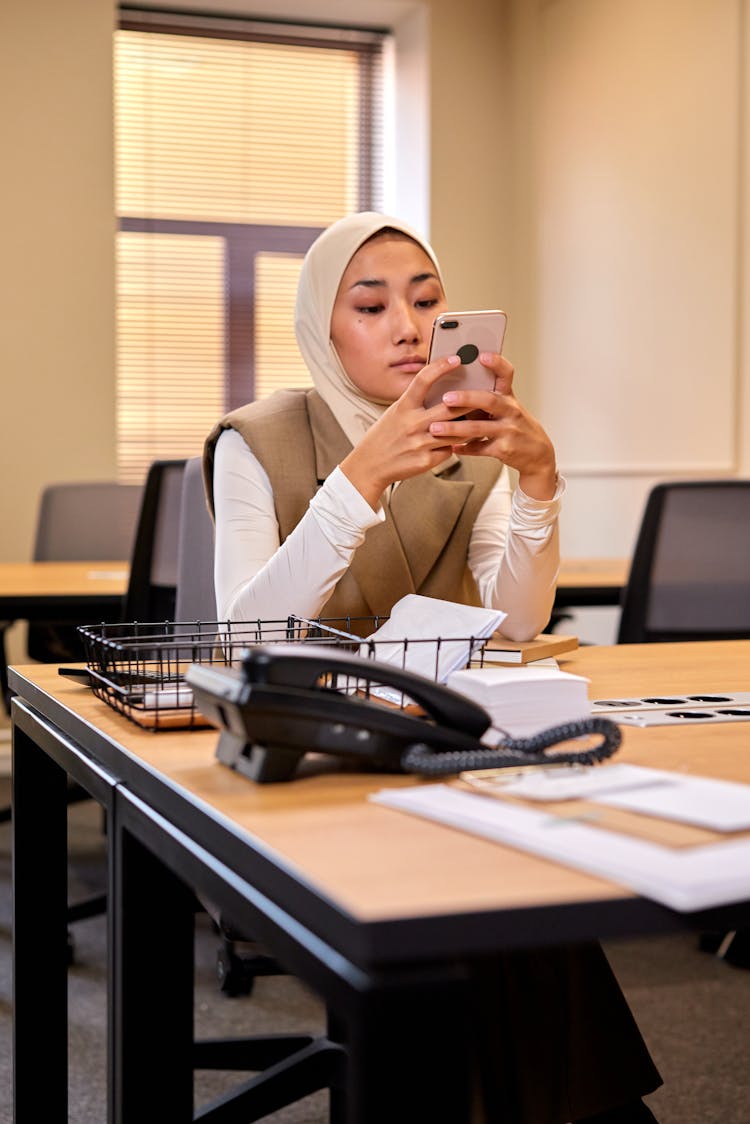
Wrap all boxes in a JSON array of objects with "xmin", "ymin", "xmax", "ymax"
[
  {"xmin": 0, "ymin": 558, "xmax": 622, "ymax": 602},
  {"xmin": 0, "ymin": 560, "xmax": 129, "ymax": 600},
  {"xmin": 557, "ymin": 557, "xmax": 630, "ymax": 589},
  {"xmin": 10, "ymin": 640, "xmax": 750, "ymax": 927}
]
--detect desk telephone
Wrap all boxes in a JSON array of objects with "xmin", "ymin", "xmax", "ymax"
[{"xmin": 186, "ymin": 647, "xmax": 621, "ymax": 783}]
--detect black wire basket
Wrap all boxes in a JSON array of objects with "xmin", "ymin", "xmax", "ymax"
[{"xmin": 76, "ymin": 615, "xmax": 494, "ymax": 730}]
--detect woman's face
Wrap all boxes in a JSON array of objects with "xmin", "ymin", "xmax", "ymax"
[{"xmin": 330, "ymin": 232, "xmax": 447, "ymax": 404}]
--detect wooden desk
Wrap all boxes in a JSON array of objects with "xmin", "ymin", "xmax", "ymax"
[
  {"xmin": 10, "ymin": 642, "xmax": 750, "ymax": 1122},
  {"xmin": 0, "ymin": 560, "xmax": 129, "ymax": 707},
  {"xmin": 0, "ymin": 560, "xmax": 129, "ymax": 605},
  {"xmin": 556, "ymin": 556, "xmax": 630, "ymax": 609},
  {"xmin": 0, "ymin": 557, "xmax": 625, "ymax": 621}
]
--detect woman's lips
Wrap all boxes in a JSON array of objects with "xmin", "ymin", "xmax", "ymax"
[{"xmin": 391, "ymin": 356, "xmax": 426, "ymax": 373}]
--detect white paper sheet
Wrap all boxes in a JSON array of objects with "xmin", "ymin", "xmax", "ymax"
[
  {"xmin": 496, "ymin": 764, "xmax": 750, "ymax": 831},
  {"xmin": 361, "ymin": 594, "xmax": 506, "ymax": 694},
  {"xmin": 370, "ymin": 783, "xmax": 750, "ymax": 912},
  {"xmin": 589, "ymin": 766, "xmax": 750, "ymax": 831}
]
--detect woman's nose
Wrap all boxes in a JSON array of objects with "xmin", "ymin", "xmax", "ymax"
[{"xmin": 391, "ymin": 304, "xmax": 420, "ymax": 344}]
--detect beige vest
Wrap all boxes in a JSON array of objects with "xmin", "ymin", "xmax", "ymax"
[{"xmin": 204, "ymin": 389, "xmax": 501, "ymax": 629}]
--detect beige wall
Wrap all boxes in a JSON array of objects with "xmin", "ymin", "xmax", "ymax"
[
  {"xmin": 509, "ymin": 0, "xmax": 749, "ymax": 644},
  {"xmin": 0, "ymin": 0, "xmax": 119, "ymax": 563},
  {"xmin": 513, "ymin": 0, "xmax": 749, "ymax": 565},
  {"xmin": 425, "ymin": 0, "xmax": 512, "ymax": 309}
]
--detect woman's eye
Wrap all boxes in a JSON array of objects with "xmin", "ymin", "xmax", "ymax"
[
  {"xmin": 415, "ymin": 298, "xmax": 439, "ymax": 309},
  {"xmin": 356, "ymin": 304, "xmax": 384, "ymax": 315}
]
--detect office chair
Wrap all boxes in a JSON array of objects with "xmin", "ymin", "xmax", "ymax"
[
  {"xmin": 170, "ymin": 459, "xmax": 340, "ymax": 1115},
  {"xmin": 123, "ymin": 459, "xmax": 187, "ymax": 623},
  {"xmin": 173, "ymin": 456, "xmax": 286, "ymax": 995},
  {"xmin": 617, "ymin": 479, "xmax": 750, "ymax": 967},
  {"xmin": 22, "ymin": 480, "xmax": 143, "ymax": 665},
  {"xmin": 174, "ymin": 456, "xmax": 216, "ymax": 623},
  {"xmin": 0, "ymin": 480, "xmax": 142, "ymax": 836},
  {"xmin": 61, "ymin": 461, "xmax": 185, "ymax": 961},
  {"xmin": 617, "ymin": 480, "xmax": 750, "ymax": 644}
]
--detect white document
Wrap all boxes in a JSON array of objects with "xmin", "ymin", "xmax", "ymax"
[
  {"xmin": 590, "ymin": 766, "xmax": 750, "ymax": 831},
  {"xmin": 361, "ymin": 594, "xmax": 506, "ymax": 692},
  {"xmin": 370, "ymin": 783, "xmax": 750, "ymax": 912},
  {"xmin": 497, "ymin": 763, "xmax": 750, "ymax": 831}
]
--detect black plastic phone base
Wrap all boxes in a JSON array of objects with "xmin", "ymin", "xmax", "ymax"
[{"xmin": 216, "ymin": 730, "xmax": 305, "ymax": 783}]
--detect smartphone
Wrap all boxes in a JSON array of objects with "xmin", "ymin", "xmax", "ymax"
[{"xmin": 424, "ymin": 309, "xmax": 508, "ymax": 408}]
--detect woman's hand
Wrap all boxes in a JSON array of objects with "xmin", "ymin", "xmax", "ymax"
[
  {"xmin": 340, "ymin": 354, "xmax": 473, "ymax": 508},
  {"xmin": 425, "ymin": 352, "xmax": 558, "ymax": 501}
]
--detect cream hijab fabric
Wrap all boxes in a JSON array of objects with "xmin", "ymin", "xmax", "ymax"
[{"xmin": 294, "ymin": 211, "xmax": 445, "ymax": 448}]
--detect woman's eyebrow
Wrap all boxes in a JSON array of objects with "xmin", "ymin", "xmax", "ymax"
[
  {"xmin": 348, "ymin": 271, "xmax": 438, "ymax": 291},
  {"xmin": 348, "ymin": 277, "xmax": 385, "ymax": 290}
]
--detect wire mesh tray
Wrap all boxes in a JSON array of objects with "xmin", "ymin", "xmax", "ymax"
[{"xmin": 77, "ymin": 615, "xmax": 495, "ymax": 731}]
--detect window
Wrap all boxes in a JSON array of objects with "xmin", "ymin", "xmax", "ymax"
[{"xmin": 114, "ymin": 9, "xmax": 385, "ymax": 482}]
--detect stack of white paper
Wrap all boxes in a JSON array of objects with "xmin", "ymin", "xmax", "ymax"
[
  {"xmin": 362, "ymin": 594, "xmax": 506, "ymax": 687},
  {"xmin": 445, "ymin": 665, "xmax": 591, "ymax": 740}
]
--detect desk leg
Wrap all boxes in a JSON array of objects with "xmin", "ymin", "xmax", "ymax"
[
  {"xmin": 12, "ymin": 722, "xmax": 70, "ymax": 1120},
  {"xmin": 342, "ymin": 970, "xmax": 473, "ymax": 1123},
  {"xmin": 112, "ymin": 813, "xmax": 196, "ymax": 1123},
  {"xmin": 0, "ymin": 627, "xmax": 12, "ymax": 715}
]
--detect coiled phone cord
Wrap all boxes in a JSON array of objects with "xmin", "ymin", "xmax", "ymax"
[{"xmin": 401, "ymin": 715, "xmax": 622, "ymax": 777}]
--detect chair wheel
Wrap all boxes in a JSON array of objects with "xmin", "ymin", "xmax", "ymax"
[
  {"xmin": 216, "ymin": 945, "xmax": 255, "ymax": 997},
  {"xmin": 698, "ymin": 929, "xmax": 750, "ymax": 967}
]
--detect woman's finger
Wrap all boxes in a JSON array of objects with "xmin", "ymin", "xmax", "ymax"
[
  {"xmin": 479, "ymin": 352, "xmax": 515, "ymax": 395},
  {"xmin": 402, "ymin": 353, "xmax": 462, "ymax": 405}
]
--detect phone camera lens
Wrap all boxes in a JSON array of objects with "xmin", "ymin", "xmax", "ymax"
[
  {"xmin": 440, "ymin": 320, "xmax": 459, "ymax": 330},
  {"xmin": 456, "ymin": 343, "xmax": 478, "ymax": 365}
]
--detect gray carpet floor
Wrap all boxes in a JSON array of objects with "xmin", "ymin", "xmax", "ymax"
[{"xmin": 2, "ymin": 785, "xmax": 750, "ymax": 1123}]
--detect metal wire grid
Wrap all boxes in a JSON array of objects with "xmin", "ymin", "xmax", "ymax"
[{"xmin": 77, "ymin": 615, "xmax": 493, "ymax": 730}]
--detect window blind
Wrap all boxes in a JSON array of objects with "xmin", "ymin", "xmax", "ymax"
[{"xmin": 114, "ymin": 9, "xmax": 385, "ymax": 483}]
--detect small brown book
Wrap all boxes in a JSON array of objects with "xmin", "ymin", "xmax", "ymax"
[{"xmin": 480, "ymin": 632, "xmax": 579, "ymax": 666}]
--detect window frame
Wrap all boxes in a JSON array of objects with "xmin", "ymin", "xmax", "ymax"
[
  {"xmin": 115, "ymin": 8, "xmax": 395, "ymax": 478},
  {"xmin": 119, "ymin": 218, "xmax": 323, "ymax": 410}
]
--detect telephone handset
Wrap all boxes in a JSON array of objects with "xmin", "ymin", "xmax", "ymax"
[{"xmin": 186, "ymin": 646, "xmax": 621, "ymax": 784}]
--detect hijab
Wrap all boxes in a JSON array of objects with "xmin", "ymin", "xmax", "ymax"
[{"xmin": 294, "ymin": 211, "xmax": 445, "ymax": 448}]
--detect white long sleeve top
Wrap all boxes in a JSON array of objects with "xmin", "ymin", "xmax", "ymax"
[{"xmin": 212, "ymin": 427, "xmax": 564, "ymax": 640}]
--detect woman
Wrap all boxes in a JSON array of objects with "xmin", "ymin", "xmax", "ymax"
[
  {"xmin": 203, "ymin": 212, "xmax": 662, "ymax": 1123},
  {"xmin": 205, "ymin": 210, "xmax": 560, "ymax": 640}
]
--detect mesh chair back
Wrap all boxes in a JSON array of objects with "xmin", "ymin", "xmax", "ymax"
[
  {"xmin": 123, "ymin": 460, "xmax": 187, "ymax": 623},
  {"xmin": 33, "ymin": 481, "xmax": 143, "ymax": 562},
  {"xmin": 617, "ymin": 480, "xmax": 750, "ymax": 643},
  {"xmin": 175, "ymin": 456, "xmax": 216, "ymax": 622},
  {"xmin": 25, "ymin": 481, "xmax": 144, "ymax": 662}
]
